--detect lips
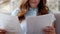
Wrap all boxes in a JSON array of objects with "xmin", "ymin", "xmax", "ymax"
[{"xmin": 31, "ymin": 2, "xmax": 37, "ymax": 4}]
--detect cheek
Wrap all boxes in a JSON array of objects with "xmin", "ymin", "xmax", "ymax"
[{"xmin": 36, "ymin": 0, "xmax": 40, "ymax": 5}]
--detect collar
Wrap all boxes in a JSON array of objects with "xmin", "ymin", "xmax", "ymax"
[{"xmin": 28, "ymin": 7, "xmax": 38, "ymax": 11}]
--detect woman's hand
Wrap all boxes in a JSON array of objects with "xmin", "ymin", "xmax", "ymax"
[
  {"xmin": 43, "ymin": 26, "xmax": 56, "ymax": 34},
  {"xmin": 0, "ymin": 29, "xmax": 6, "ymax": 34}
]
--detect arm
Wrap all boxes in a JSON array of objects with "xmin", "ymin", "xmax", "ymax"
[{"xmin": 11, "ymin": 8, "xmax": 20, "ymax": 16}]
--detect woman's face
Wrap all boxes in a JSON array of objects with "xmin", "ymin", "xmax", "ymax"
[{"xmin": 29, "ymin": 0, "xmax": 40, "ymax": 8}]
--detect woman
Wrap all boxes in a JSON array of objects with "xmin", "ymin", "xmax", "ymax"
[{"xmin": 0, "ymin": 0, "xmax": 56, "ymax": 34}]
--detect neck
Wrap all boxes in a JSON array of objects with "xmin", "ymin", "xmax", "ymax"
[{"xmin": 30, "ymin": 7, "xmax": 38, "ymax": 9}]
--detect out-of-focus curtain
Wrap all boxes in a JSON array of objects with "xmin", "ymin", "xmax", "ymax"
[
  {"xmin": 47, "ymin": 0, "xmax": 59, "ymax": 13},
  {"xmin": 0, "ymin": 0, "xmax": 21, "ymax": 15},
  {"xmin": 0, "ymin": 0, "xmax": 59, "ymax": 14},
  {"xmin": 0, "ymin": 0, "xmax": 11, "ymax": 14}
]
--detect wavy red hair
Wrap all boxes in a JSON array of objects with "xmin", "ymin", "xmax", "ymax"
[{"xmin": 18, "ymin": 0, "xmax": 49, "ymax": 22}]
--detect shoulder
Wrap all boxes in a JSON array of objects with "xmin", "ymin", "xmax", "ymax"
[
  {"xmin": 48, "ymin": 10, "xmax": 56, "ymax": 21},
  {"xmin": 48, "ymin": 10, "xmax": 53, "ymax": 14},
  {"xmin": 11, "ymin": 8, "xmax": 20, "ymax": 16}
]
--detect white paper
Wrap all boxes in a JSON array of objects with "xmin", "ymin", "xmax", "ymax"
[
  {"xmin": 26, "ymin": 14, "xmax": 54, "ymax": 34},
  {"xmin": 0, "ymin": 14, "xmax": 23, "ymax": 34}
]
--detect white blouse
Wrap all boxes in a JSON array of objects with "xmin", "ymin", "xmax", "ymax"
[{"xmin": 11, "ymin": 8, "xmax": 56, "ymax": 34}]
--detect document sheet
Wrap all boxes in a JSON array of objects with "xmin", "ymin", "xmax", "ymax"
[
  {"xmin": 26, "ymin": 14, "xmax": 54, "ymax": 34},
  {"xmin": 0, "ymin": 14, "xmax": 23, "ymax": 34}
]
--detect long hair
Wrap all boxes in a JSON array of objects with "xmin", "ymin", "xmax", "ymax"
[{"xmin": 18, "ymin": 0, "xmax": 49, "ymax": 22}]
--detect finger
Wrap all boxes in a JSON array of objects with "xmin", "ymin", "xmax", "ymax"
[
  {"xmin": 44, "ymin": 30, "xmax": 53, "ymax": 34},
  {"xmin": 45, "ymin": 26, "xmax": 55, "ymax": 30},
  {"xmin": 44, "ymin": 31, "xmax": 55, "ymax": 34},
  {"xmin": 44, "ymin": 28, "xmax": 55, "ymax": 32},
  {"xmin": 44, "ymin": 32, "xmax": 49, "ymax": 34},
  {"xmin": 43, "ymin": 26, "xmax": 56, "ymax": 33},
  {"xmin": 47, "ymin": 26, "xmax": 55, "ymax": 29},
  {"xmin": 0, "ymin": 29, "xmax": 6, "ymax": 32},
  {"xmin": 44, "ymin": 29, "xmax": 56, "ymax": 34}
]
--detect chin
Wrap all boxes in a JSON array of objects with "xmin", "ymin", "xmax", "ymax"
[{"xmin": 32, "ymin": 5, "xmax": 37, "ymax": 8}]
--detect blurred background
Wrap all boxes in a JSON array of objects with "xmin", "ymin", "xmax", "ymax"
[{"xmin": 0, "ymin": 0, "xmax": 60, "ymax": 14}]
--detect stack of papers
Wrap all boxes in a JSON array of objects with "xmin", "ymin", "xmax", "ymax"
[
  {"xmin": 26, "ymin": 14, "xmax": 54, "ymax": 34},
  {"xmin": 0, "ymin": 14, "xmax": 23, "ymax": 34}
]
